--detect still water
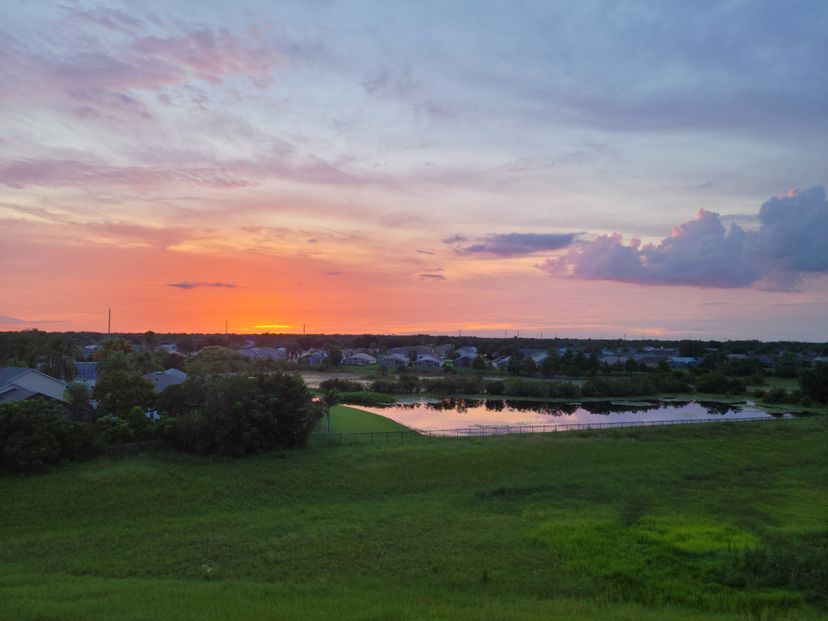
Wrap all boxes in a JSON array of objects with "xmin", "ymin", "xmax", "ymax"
[{"xmin": 351, "ymin": 398, "xmax": 794, "ymax": 433}]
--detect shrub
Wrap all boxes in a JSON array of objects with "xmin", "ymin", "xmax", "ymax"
[
  {"xmin": 800, "ymin": 363, "xmax": 828, "ymax": 404},
  {"xmin": 694, "ymin": 373, "xmax": 732, "ymax": 394},
  {"xmin": 163, "ymin": 373, "xmax": 321, "ymax": 456},
  {"xmin": 337, "ymin": 391, "xmax": 396, "ymax": 406},
  {"xmin": 319, "ymin": 378, "xmax": 363, "ymax": 392},
  {"xmin": 764, "ymin": 387, "xmax": 789, "ymax": 404},
  {"xmin": 0, "ymin": 399, "xmax": 100, "ymax": 473}
]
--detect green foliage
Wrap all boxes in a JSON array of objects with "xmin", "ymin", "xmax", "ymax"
[
  {"xmin": 335, "ymin": 391, "xmax": 396, "ymax": 406},
  {"xmin": 64, "ymin": 382, "xmax": 92, "ymax": 420},
  {"xmin": 471, "ymin": 355, "xmax": 486, "ymax": 370},
  {"xmin": 319, "ymin": 378, "xmax": 363, "ymax": 392},
  {"xmin": 799, "ymin": 363, "xmax": 828, "ymax": 404},
  {"xmin": 163, "ymin": 373, "xmax": 321, "ymax": 456},
  {"xmin": 186, "ymin": 346, "xmax": 245, "ymax": 374},
  {"xmin": 0, "ymin": 399, "xmax": 99, "ymax": 473},
  {"xmin": 94, "ymin": 415, "xmax": 135, "ymax": 444},
  {"xmin": 93, "ymin": 371, "xmax": 155, "ymax": 418}
]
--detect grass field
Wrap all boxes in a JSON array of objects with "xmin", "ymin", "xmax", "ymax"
[
  {"xmin": 1, "ymin": 411, "xmax": 826, "ymax": 620},
  {"xmin": 324, "ymin": 404, "xmax": 411, "ymax": 432}
]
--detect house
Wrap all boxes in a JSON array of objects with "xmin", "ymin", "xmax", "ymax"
[
  {"xmin": 158, "ymin": 343, "xmax": 178, "ymax": 354},
  {"xmin": 456, "ymin": 346, "xmax": 478, "ymax": 357},
  {"xmin": 492, "ymin": 355, "xmax": 511, "ymax": 369},
  {"xmin": 73, "ymin": 361, "xmax": 97, "ymax": 386},
  {"xmin": 239, "ymin": 347, "xmax": 288, "ymax": 361},
  {"xmin": 388, "ymin": 345, "xmax": 433, "ymax": 358},
  {"xmin": 434, "ymin": 344, "xmax": 454, "ymax": 356},
  {"xmin": 341, "ymin": 353, "xmax": 377, "ymax": 366},
  {"xmin": 0, "ymin": 367, "xmax": 67, "ymax": 403},
  {"xmin": 414, "ymin": 355, "xmax": 441, "ymax": 369},
  {"xmin": 379, "ymin": 354, "xmax": 409, "ymax": 368},
  {"xmin": 669, "ymin": 356, "xmax": 698, "ymax": 369},
  {"xmin": 299, "ymin": 350, "xmax": 327, "ymax": 365},
  {"xmin": 143, "ymin": 368, "xmax": 188, "ymax": 394},
  {"xmin": 453, "ymin": 353, "xmax": 478, "ymax": 368}
]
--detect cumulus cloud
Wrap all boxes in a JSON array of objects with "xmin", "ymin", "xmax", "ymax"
[
  {"xmin": 541, "ymin": 186, "xmax": 828, "ymax": 289},
  {"xmin": 167, "ymin": 281, "xmax": 236, "ymax": 290},
  {"xmin": 453, "ymin": 232, "xmax": 577, "ymax": 257}
]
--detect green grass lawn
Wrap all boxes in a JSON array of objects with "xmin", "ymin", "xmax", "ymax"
[
  {"xmin": 322, "ymin": 404, "xmax": 411, "ymax": 432},
  {"xmin": 1, "ymin": 416, "xmax": 826, "ymax": 620}
]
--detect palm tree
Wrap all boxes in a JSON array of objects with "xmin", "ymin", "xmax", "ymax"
[
  {"xmin": 42, "ymin": 336, "xmax": 78, "ymax": 381},
  {"xmin": 322, "ymin": 389, "xmax": 340, "ymax": 433}
]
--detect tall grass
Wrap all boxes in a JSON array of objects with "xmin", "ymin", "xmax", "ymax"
[{"xmin": 0, "ymin": 415, "xmax": 825, "ymax": 620}]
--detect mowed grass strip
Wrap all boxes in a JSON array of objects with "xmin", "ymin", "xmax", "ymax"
[
  {"xmin": 0, "ymin": 416, "xmax": 825, "ymax": 620},
  {"xmin": 325, "ymin": 404, "xmax": 411, "ymax": 433}
]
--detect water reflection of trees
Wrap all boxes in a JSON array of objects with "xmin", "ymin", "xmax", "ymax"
[
  {"xmin": 698, "ymin": 401, "xmax": 742, "ymax": 415},
  {"xmin": 395, "ymin": 398, "xmax": 742, "ymax": 418}
]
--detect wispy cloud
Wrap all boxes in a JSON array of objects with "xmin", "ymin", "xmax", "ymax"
[
  {"xmin": 419, "ymin": 273, "xmax": 446, "ymax": 281},
  {"xmin": 166, "ymin": 281, "xmax": 236, "ymax": 290}
]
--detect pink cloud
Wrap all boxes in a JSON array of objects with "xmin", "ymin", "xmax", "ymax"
[{"xmin": 541, "ymin": 186, "xmax": 828, "ymax": 289}]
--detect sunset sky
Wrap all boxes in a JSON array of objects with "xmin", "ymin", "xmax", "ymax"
[{"xmin": 2, "ymin": 1, "xmax": 827, "ymax": 340}]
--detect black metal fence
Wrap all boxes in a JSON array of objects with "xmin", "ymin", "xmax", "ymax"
[{"xmin": 308, "ymin": 415, "xmax": 784, "ymax": 446}]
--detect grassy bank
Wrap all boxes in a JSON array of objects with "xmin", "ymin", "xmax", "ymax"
[{"xmin": 0, "ymin": 415, "xmax": 825, "ymax": 620}]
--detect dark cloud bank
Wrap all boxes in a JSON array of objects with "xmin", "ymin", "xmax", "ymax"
[
  {"xmin": 446, "ymin": 232, "xmax": 578, "ymax": 257},
  {"xmin": 540, "ymin": 186, "xmax": 828, "ymax": 289}
]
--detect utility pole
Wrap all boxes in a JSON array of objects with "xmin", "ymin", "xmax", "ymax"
[
  {"xmin": 225, "ymin": 320, "xmax": 228, "ymax": 336},
  {"xmin": 303, "ymin": 323, "xmax": 306, "ymax": 335},
  {"xmin": 107, "ymin": 308, "xmax": 111, "ymax": 335}
]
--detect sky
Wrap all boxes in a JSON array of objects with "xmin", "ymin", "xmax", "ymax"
[{"xmin": 1, "ymin": 0, "xmax": 827, "ymax": 340}]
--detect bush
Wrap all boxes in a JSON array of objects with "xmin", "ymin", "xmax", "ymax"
[
  {"xmin": 95, "ymin": 415, "xmax": 135, "ymax": 444},
  {"xmin": 485, "ymin": 380, "xmax": 504, "ymax": 395},
  {"xmin": 163, "ymin": 373, "xmax": 321, "ymax": 456},
  {"xmin": 764, "ymin": 387, "xmax": 790, "ymax": 404},
  {"xmin": 694, "ymin": 373, "xmax": 732, "ymax": 394},
  {"xmin": 319, "ymin": 378, "xmax": 364, "ymax": 392},
  {"xmin": 800, "ymin": 363, "xmax": 828, "ymax": 404},
  {"xmin": 0, "ymin": 399, "xmax": 100, "ymax": 473},
  {"xmin": 337, "ymin": 391, "xmax": 396, "ymax": 406}
]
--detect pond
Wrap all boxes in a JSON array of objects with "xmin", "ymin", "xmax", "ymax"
[{"xmin": 350, "ymin": 398, "xmax": 797, "ymax": 435}]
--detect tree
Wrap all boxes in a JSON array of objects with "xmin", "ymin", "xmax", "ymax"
[
  {"xmin": 0, "ymin": 399, "xmax": 99, "ymax": 473},
  {"xmin": 164, "ymin": 373, "xmax": 322, "ymax": 456},
  {"xmin": 322, "ymin": 389, "xmax": 340, "ymax": 433},
  {"xmin": 800, "ymin": 363, "xmax": 828, "ymax": 404},
  {"xmin": 186, "ymin": 346, "xmax": 244, "ymax": 374},
  {"xmin": 42, "ymin": 336, "xmax": 78, "ymax": 381},
  {"xmin": 65, "ymin": 382, "xmax": 92, "ymax": 420},
  {"xmin": 327, "ymin": 347, "xmax": 343, "ymax": 367},
  {"xmin": 93, "ymin": 371, "xmax": 155, "ymax": 418},
  {"xmin": 471, "ymin": 355, "xmax": 487, "ymax": 370}
]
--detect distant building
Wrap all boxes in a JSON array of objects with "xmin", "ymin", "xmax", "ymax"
[
  {"xmin": 388, "ymin": 345, "xmax": 433, "ymax": 358},
  {"xmin": 341, "ymin": 353, "xmax": 377, "ymax": 365},
  {"xmin": 492, "ymin": 355, "xmax": 511, "ymax": 369},
  {"xmin": 669, "ymin": 356, "xmax": 698, "ymax": 369},
  {"xmin": 299, "ymin": 350, "xmax": 327, "ymax": 365},
  {"xmin": 0, "ymin": 367, "xmax": 67, "ymax": 403},
  {"xmin": 143, "ymin": 368, "xmax": 188, "ymax": 394},
  {"xmin": 239, "ymin": 347, "xmax": 288, "ymax": 362},
  {"xmin": 414, "ymin": 355, "xmax": 441, "ymax": 369},
  {"xmin": 378, "ymin": 354, "xmax": 409, "ymax": 368},
  {"xmin": 452, "ymin": 354, "xmax": 478, "ymax": 368},
  {"xmin": 456, "ymin": 346, "xmax": 478, "ymax": 357},
  {"xmin": 73, "ymin": 361, "xmax": 97, "ymax": 386}
]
